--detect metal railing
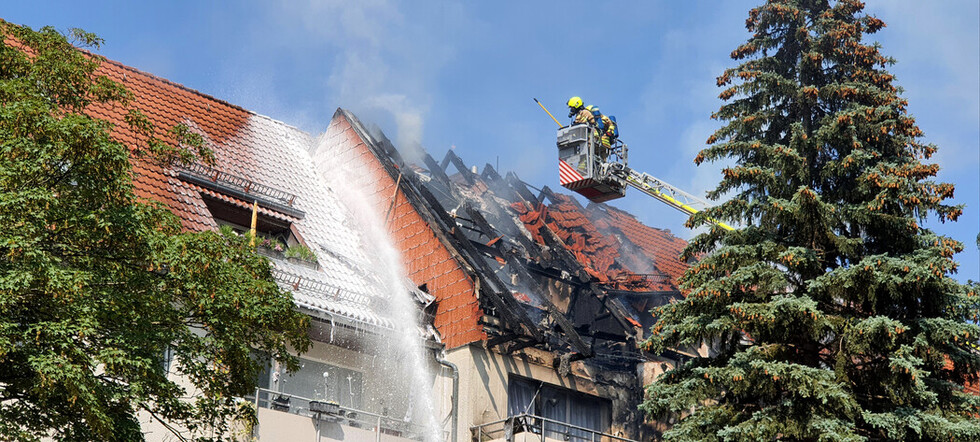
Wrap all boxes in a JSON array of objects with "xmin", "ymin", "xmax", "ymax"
[
  {"xmin": 470, "ymin": 414, "xmax": 636, "ymax": 442},
  {"xmin": 252, "ymin": 388, "xmax": 443, "ymax": 441},
  {"xmin": 177, "ymin": 161, "xmax": 298, "ymax": 208},
  {"xmin": 270, "ymin": 268, "xmax": 373, "ymax": 307}
]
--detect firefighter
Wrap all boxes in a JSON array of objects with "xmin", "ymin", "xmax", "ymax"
[
  {"xmin": 588, "ymin": 106, "xmax": 616, "ymax": 160},
  {"xmin": 566, "ymin": 96, "xmax": 595, "ymax": 126},
  {"xmin": 585, "ymin": 105, "xmax": 605, "ymax": 132}
]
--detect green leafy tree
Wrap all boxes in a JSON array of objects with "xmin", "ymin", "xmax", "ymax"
[
  {"xmin": 642, "ymin": 1, "xmax": 980, "ymax": 440},
  {"xmin": 0, "ymin": 22, "xmax": 310, "ymax": 441}
]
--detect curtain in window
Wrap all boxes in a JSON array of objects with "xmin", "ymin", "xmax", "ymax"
[
  {"xmin": 540, "ymin": 388, "xmax": 568, "ymax": 439},
  {"xmin": 507, "ymin": 378, "xmax": 538, "ymax": 416},
  {"xmin": 567, "ymin": 396, "xmax": 602, "ymax": 440},
  {"xmin": 507, "ymin": 377, "xmax": 611, "ymax": 440}
]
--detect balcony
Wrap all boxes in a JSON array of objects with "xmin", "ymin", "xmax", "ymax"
[
  {"xmin": 471, "ymin": 414, "xmax": 637, "ymax": 442},
  {"xmin": 252, "ymin": 388, "xmax": 441, "ymax": 441}
]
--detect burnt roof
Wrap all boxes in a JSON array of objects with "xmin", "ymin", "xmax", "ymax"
[{"xmin": 341, "ymin": 122, "xmax": 691, "ymax": 363}]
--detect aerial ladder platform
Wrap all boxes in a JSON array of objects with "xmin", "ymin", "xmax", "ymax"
[{"xmin": 538, "ymin": 99, "xmax": 733, "ymax": 231}]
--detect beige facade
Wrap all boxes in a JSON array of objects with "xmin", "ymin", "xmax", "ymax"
[
  {"xmin": 447, "ymin": 345, "xmax": 642, "ymax": 441},
  {"xmin": 249, "ymin": 320, "xmax": 455, "ymax": 441}
]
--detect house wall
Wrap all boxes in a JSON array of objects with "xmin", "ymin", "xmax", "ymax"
[
  {"xmin": 320, "ymin": 114, "xmax": 485, "ymax": 349},
  {"xmin": 446, "ymin": 344, "xmax": 643, "ymax": 441},
  {"xmin": 285, "ymin": 337, "xmax": 449, "ymax": 419},
  {"xmin": 256, "ymin": 334, "xmax": 453, "ymax": 441},
  {"xmin": 255, "ymin": 407, "xmax": 422, "ymax": 442},
  {"xmin": 138, "ymin": 330, "xmax": 454, "ymax": 441}
]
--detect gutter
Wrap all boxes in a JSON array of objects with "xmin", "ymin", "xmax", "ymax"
[{"xmin": 435, "ymin": 350, "xmax": 459, "ymax": 442}]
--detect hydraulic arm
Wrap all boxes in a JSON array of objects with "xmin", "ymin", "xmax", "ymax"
[{"xmin": 605, "ymin": 163, "xmax": 734, "ymax": 231}]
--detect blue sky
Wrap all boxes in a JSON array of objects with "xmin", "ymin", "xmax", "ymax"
[{"xmin": 7, "ymin": 1, "xmax": 978, "ymax": 282}]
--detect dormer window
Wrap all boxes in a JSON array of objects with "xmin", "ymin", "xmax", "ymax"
[
  {"xmin": 201, "ymin": 194, "xmax": 295, "ymax": 245},
  {"xmin": 175, "ymin": 162, "xmax": 310, "ymax": 253}
]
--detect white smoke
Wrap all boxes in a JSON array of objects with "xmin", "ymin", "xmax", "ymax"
[{"xmin": 270, "ymin": 0, "xmax": 465, "ymax": 162}]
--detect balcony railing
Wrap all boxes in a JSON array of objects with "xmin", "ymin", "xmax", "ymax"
[
  {"xmin": 252, "ymin": 388, "xmax": 442, "ymax": 441},
  {"xmin": 471, "ymin": 414, "xmax": 636, "ymax": 442}
]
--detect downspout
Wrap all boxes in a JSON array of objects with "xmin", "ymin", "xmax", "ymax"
[{"xmin": 435, "ymin": 350, "xmax": 459, "ymax": 442}]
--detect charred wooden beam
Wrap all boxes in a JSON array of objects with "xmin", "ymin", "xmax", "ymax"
[
  {"xmin": 510, "ymin": 208, "xmax": 637, "ymax": 338},
  {"xmin": 423, "ymin": 153, "xmax": 452, "ymax": 184},
  {"xmin": 573, "ymin": 326, "xmax": 631, "ymax": 343},
  {"xmin": 538, "ymin": 185, "xmax": 562, "ymax": 205},
  {"xmin": 466, "ymin": 205, "xmax": 540, "ymax": 257},
  {"xmin": 479, "ymin": 315, "xmax": 503, "ymax": 327},
  {"xmin": 525, "ymin": 264, "xmax": 587, "ymax": 286},
  {"xmin": 502, "ymin": 254, "xmax": 593, "ymax": 358},
  {"xmin": 463, "ymin": 206, "xmax": 503, "ymax": 242},
  {"xmin": 343, "ymin": 114, "xmax": 545, "ymax": 344},
  {"xmin": 412, "ymin": 188, "xmax": 544, "ymax": 342},
  {"xmin": 503, "ymin": 339, "xmax": 539, "ymax": 354},
  {"xmin": 481, "ymin": 164, "xmax": 502, "ymax": 181},
  {"xmin": 470, "ymin": 240, "xmax": 506, "ymax": 261},
  {"xmin": 587, "ymin": 283, "xmax": 636, "ymax": 334},
  {"xmin": 486, "ymin": 333, "xmax": 520, "ymax": 348},
  {"xmin": 443, "ymin": 150, "xmax": 476, "ymax": 185},
  {"xmin": 505, "ymin": 172, "xmax": 541, "ymax": 205}
]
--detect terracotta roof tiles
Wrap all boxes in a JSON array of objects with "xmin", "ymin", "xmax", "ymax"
[
  {"xmin": 588, "ymin": 203, "xmax": 691, "ymax": 286},
  {"xmin": 511, "ymin": 194, "xmax": 672, "ymax": 292},
  {"xmin": 77, "ymin": 54, "xmax": 403, "ymax": 329}
]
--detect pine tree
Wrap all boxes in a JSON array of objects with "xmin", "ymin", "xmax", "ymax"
[{"xmin": 641, "ymin": 1, "xmax": 980, "ymax": 440}]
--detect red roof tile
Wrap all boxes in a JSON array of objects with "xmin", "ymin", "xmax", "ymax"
[
  {"xmin": 511, "ymin": 194, "xmax": 672, "ymax": 292},
  {"xmin": 81, "ymin": 58, "xmax": 255, "ymax": 232},
  {"xmin": 589, "ymin": 204, "xmax": 691, "ymax": 286},
  {"xmin": 319, "ymin": 113, "xmax": 484, "ymax": 348}
]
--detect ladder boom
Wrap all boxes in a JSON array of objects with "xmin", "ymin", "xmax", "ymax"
[{"xmin": 609, "ymin": 164, "xmax": 734, "ymax": 231}]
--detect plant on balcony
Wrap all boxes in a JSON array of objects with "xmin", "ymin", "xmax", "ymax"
[
  {"xmin": 258, "ymin": 237, "xmax": 286, "ymax": 254},
  {"xmin": 284, "ymin": 244, "xmax": 317, "ymax": 262}
]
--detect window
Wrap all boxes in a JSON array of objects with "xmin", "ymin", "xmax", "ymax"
[
  {"xmin": 507, "ymin": 376, "xmax": 611, "ymax": 440},
  {"xmin": 202, "ymin": 195, "xmax": 294, "ymax": 245},
  {"xmin": 279, "ymin": 357, "xmax": 364, "ymax": 409},
  {"xmin": 160, "ymin": 346, "xmax": 175, "ymax": 375}
]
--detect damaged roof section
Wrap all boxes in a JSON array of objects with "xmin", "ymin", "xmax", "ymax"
[
  {"xmin": 76, "ymin": 49, "xmax": 693, "ymax": 364},
  {"xmin": 511, "ymin": 191, "xmax": 672, "ymax": 293},
  {"xmin": 587, "ymin": 203, "xmax": 691, "ymax": 287},
  {"xmin": 340, "ymin": 110, "xmax": 692, "ymax": 365}
]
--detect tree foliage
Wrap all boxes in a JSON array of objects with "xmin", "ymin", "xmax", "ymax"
[
  {"xmin": 642, "ymin": 1, "xmax": 980, "ymax": 440},
  {"xmin": 0, "ymin": 22, "xmax": 310, "ymax": 441}
]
